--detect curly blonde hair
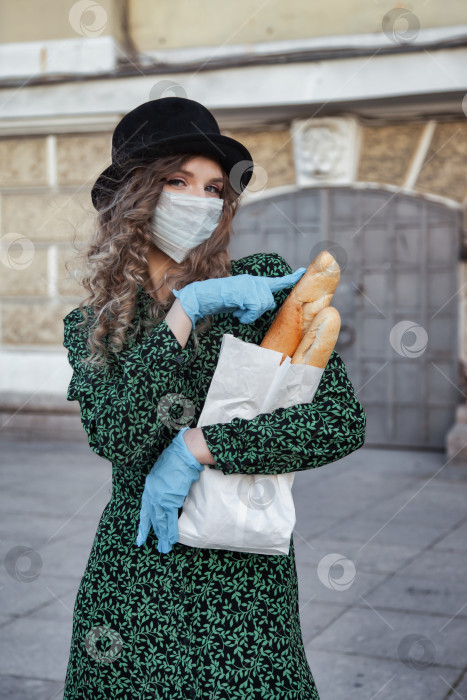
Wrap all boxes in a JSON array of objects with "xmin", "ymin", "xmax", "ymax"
[{"xmin": 72, "ymin": 152, "xmax": 241, "ymax": 366}]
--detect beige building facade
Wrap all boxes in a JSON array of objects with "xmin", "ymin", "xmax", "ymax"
[{"xmin": 0, "ymin": 0, "xmax": 466, "ymax": 454}]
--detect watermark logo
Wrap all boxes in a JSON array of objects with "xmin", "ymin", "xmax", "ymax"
[
  {"xmin": 4, "ymin": 545, "xmax": 42, "ymax": 583},
  {"xmin": 229, "ymin": 160, "xmax": 267, "ymax": 196},
  {"xmin": 309, "ymin": 239, "xmax": 347, "ymax": 276},
  {"xmin": 157, "ymin": 393, "xmax": 196, "ymax": 430},
  {"xmin": 69, "ymin": 0, "xmax": 108, "ymax": 37},
  {"xmin": 317, "ymin": 553, "xmax": 356, "ymax": 591},
  {"xmin": 390, "ymin": 321, "xmax": 428, "ymax": 358},
  {"xmin": 149, "ymin": 80, "xmax": 188, "ymax": 100},
  {"xmin": 0, "ymin": 233, "xmax": 35, "ymax": 270},
  {"xmin": 85, "ymin": 625, "xmax": 124, "ymax": 664},
  {"xmin": 237, "ymin": 475, "xmax": 276, "ymax": 510},
  {"xmin": 398, "ymin": 634, "xmax": 435, "ymax": 670},
  {"xmin": 382, "ymin": 8, "xmax": 420, "ymax": 45}
]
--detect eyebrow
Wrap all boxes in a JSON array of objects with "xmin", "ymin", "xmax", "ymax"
[{"xmin": 171, "ymin": 168, "xmax": 224, "ymax": 183}]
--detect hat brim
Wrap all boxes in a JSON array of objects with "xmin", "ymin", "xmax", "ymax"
[{"xmin": 91, "ymin": 132, "xmax": 253, "ymax": 209}]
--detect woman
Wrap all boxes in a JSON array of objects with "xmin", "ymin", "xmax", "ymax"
[{"xmin": 63, "ymin": 97, "xmax": 366, "ymax": 699}]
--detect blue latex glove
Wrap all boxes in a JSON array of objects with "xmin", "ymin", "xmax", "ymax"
[
  {"xmin": 172, "ymin": 268, "xmax": 306, "ymax": 329},
  {"xmin": 136, "ymin": 427, "xmax": 204, "ymax": 554}
]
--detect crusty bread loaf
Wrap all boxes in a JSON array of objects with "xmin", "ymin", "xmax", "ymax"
[
  {"xmin": 291, "ymin": 306, "xmax": 341, "ymax": 368},
  {"xmin": 260, "ymin": 250, "xmax": 340, "ymax": 363}
]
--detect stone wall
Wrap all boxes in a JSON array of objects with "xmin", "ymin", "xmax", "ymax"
[
  {"xmin": 1, "ymin": 118, "xmax": 466, "ymax": 354},
  {"xmin": 0, "ymin": 134, "xmax": 109, "ymax": 346}
]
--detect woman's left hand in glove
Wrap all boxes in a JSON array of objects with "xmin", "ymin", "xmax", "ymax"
[{"xmin": 136, "ymin": 427, "xmax": 204, "ymax": 553}]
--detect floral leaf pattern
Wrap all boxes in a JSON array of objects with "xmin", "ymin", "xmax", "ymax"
[{"xmin": 62, "ymin": 252, "xmax": 366, "ymax": 699}]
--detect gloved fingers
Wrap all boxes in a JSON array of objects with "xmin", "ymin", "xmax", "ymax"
[
  {"xmin": 233, "ymin": 289, "xmax": 277, "ymax": 323},
  {"xmin": 151, "ymin": 502, "xmax": 171, "ymax": 552},
  {"xmin": 157, "ymin": 539, "xmax": 173, "ymax": 554},
  {"xmin": 136, "ymin": 497, "xmax": 151, "ymax": 547},
  {"xmin": 232, "ymin": 269, "xmax": 306, "ymax": 324},
  {"xmin": 166, "ymin": 507, "xmax": 180, "ymax": 547},
  {"xmin": 266, "ymin": 267, "xmax": 306, "ymax": 292},
  {"xmin": 234, "ymin": 303, "xmax": 275, "ymax": 324}
]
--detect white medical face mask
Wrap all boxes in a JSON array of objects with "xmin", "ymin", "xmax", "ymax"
[{"xmin": 150, "ymin": 190, "xmax": 224, "ymax": 263}]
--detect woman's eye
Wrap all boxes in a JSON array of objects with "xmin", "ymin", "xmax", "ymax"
[
  {"xmin": 167, "ymin": 178, "xmax": 184, "ymax": 186},
  {"xmin": 206, "ymin": 185, "xmax": 221, "ymax": 194}
]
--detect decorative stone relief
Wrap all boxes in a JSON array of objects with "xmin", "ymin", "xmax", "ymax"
[{"xmin": 291, "ymin": 116, "xmax": 360, "ymax": 186}]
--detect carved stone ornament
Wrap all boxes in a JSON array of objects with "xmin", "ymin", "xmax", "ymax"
[{"xmin": 291, "ymin": 116, "xmax": 360, "ymax": 186}]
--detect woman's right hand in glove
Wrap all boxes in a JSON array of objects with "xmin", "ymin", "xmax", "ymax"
[{"xmin": 172, "ymin": 268, "xmax": 306, "ymax": 329}]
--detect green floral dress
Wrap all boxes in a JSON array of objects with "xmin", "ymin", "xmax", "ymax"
[{"xmin": 62, "ymin": 252, "xmax": 366, "ymax": 700}]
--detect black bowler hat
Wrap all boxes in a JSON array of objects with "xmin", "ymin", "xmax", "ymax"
[{"xmin": 91, "ymin": 97, "xmax": 254, "ymax": 209}]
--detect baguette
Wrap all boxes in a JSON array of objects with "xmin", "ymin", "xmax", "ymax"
[
  {"xmin": 291, "ymin": 306, "xmax": 341, "ymax": 368},
  {"xmin": 260, "ymin": 250, "xmax": 340, "ymax": 363}
]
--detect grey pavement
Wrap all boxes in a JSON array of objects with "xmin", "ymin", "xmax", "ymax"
[{"xmin": 1, "ymin": 434, "xmax": 467, "ymax": 700}]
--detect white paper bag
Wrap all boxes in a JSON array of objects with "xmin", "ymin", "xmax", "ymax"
[{"xmin": 178, "ymin": 334, "xmax": 324, "ymax": 555}]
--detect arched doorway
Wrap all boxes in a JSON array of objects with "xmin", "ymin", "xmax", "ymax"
[{"xmin": 229, "ymin": 187, "xmax": 462, "ymax": 450}]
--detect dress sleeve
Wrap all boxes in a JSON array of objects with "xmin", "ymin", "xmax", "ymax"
[
  {"xmin": 201, "ymin": 349, "xmax": 366, "ymax": 475},
  {"xmin": 63, "ymin": 309, "xmax": 194, "ymax": 468},
  {"xmin": 200, "ymin": 251, "xmax": 366, "ymax": 475}
]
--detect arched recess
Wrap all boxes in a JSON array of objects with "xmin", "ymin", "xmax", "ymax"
[{"xmin": 229, "ymin": 186, "xmax": 462, "ymax": 450}]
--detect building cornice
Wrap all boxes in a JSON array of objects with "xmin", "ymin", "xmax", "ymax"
[{"xmin": 0, "ymin": 44, "xmax": 465, "ymax": 135}]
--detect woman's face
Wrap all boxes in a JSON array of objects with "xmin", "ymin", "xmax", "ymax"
[{"xmin": 162, "ymin": 156, "xmax": 224, "ymax": 199}]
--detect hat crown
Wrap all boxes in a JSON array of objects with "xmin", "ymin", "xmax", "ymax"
[{"xmin": 112, "ymin": 97, "xmax": 221, "ymax": 164}]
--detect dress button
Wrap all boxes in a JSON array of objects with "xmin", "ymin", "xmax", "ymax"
[
  {"xmin": 176, "ymin": 355, "xmax": 184, "ymax": 363},
  {"xmin": 223, "ymin": 463, "xmax": 235, "ymax": 473}
]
